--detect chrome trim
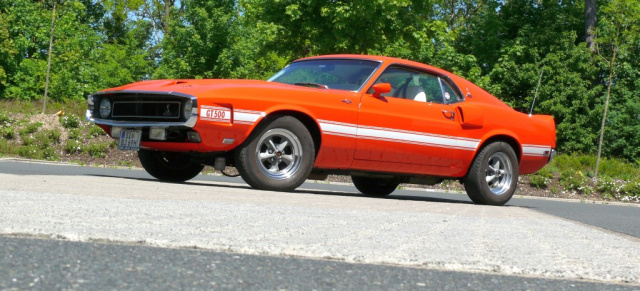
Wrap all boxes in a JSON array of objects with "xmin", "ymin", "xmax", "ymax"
[
  {"xmin": 549, "ymin": 149, "xmax": 556, "ymax": 163},
  {"xmin": 86, "ymin": 110, "xmax": 198, "ymax": 128},
  {"xmin": 86, "ymin": 90, "xmax": 198, "ymax": 128},
  {"xmin": 91, "ymin": 90, "xmax": 196, "ymax": 99}
]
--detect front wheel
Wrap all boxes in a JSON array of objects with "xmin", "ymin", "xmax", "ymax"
[
  {"xmin": 235, "ymin": 116, "xmax": 315, "ymax": 191},
  {"xmin": 351, "ymin": 176, "xmax": 400, "ymax": 197},
  {"xmin": 464, "ymin": 142, "xmax": 519, "ymax": 206},
  {"xmin": 138, "ymin": 150, "xmax": 204, "ymax": 182}
]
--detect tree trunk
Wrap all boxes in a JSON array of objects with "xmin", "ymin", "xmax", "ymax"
[
  {"xmin": 585, "ymin": 0, "xmax": 597, "ymax": 52},
  {"xmin": 594, "ymin": 47, "xmax": 616, "ymax": 180},
  {"xmin": 164, "ymin": 0, "xmax": 171, "ymax": 37},
  {"xmin": 42, "ymin": 0, "xmax": 56, "ymax": 115}
]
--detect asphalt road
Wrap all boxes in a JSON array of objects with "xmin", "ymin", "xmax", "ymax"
[
  {"xmin": 0, "ymin": 159, "xmax": 638, "ymax": 290},
  {"xmin": 1, "ymin": 236, "xmax": 635, "ymax": 290}
]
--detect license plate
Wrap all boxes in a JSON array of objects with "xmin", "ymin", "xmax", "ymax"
[{"xmin": 118, "ymin": 129, "xmax": 142, "ymax": 151}]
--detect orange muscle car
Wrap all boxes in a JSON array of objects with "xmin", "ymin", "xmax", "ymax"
[{"xmin": 87, "ymin": 55, "xmax": 556, "ymax": 205}]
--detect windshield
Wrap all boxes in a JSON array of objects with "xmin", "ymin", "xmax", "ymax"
[{"xmin": 268, "ymin": 59, "xmax": 380, "ymax": 91}]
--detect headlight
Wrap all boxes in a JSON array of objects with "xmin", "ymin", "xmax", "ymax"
[
  {"xmin": 183, "ymin": 100, "xmax": 193, "ymax": 119},
  {"xmin": 87, "ymin": 95, "xmax": 95, "ymax": 111},
  {"xmin": 99, "ymin": 99, "xmax": 111, "ymax": 118}
]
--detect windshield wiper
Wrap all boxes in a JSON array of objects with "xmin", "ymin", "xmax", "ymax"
[{"xmin": 294, "ymin": 82, "xmax": 329, "ymax": 90}]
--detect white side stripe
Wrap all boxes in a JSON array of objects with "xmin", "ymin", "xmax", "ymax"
[
  {"xmin": 233, "ymin": 109, "xmax": 264, "ymax": 125},
  {"xmin": 318, "ymin": 120, "xmax": 357, "ymax": 137},
  {"xmin": 357, "ymin": 127, "xmax": 479, "ymax": 151},
  {"xmin": 241, "ymin": 112, "xmax": 552, "ymax": 156},
  {"xmin": 522, "ymin": 144, "xmax": 552, "ymax": 157}
]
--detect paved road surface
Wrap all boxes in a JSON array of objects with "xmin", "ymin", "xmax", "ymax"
[{"xmin": 0, "ymin": 159, "xmax": 638, "ymax": 289}]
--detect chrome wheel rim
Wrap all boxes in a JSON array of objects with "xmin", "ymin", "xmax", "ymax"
[
  {"xmin": 485, "ymin": 152, "xmax": 513, "ymax": 195},
  {"xmin": 255, "ymin": 128, "xmax": 303, "ymax": 180}
]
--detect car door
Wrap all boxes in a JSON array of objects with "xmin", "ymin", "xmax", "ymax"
[{"xmin": 354, "ymin": 66, "xmax": 474, "ymax": 176}]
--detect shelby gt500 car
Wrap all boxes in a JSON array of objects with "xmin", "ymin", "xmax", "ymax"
[{"xmin": 87, "ymin": 55, "xmax": 556, "ymax": 205}]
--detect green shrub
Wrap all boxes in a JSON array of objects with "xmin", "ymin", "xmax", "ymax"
[
  {"xmin": 35, "ymin": 129, "xmax": 62, "ymax": 146},
  {"xmin": 19, "ymin": 122, "xmax": 42, "ymax": 135},
  {"xmin": 68, "ymin": 128, "xmax": 81, "ymax": 140},
  {"xmin": 0, "ymin": 126, "xmax": 15, "ymax": 139},
  {"xmin": 621, "ymin": 180, "xmax": 640, "ymax": 197},
  {"xmin": 0, "ymin": 139, "xmax": 16, "ymax": 155},
  {"xmin": 529, "ymin": 167, "xmax": 553, "ymax": 189},
  {"xmin": 87, "ymin": 142, "xmax": 109, "ymax": 158},
  {"xmin": 64, "ymin": 140, "xmax": 84, "ymax": 154},
  {"xmin": 596, "ymin": 177, "xmax": 623, "ymax": 198},
  {"xmin": 88, "ymin": 125, "xmax": 105, "ymax": 138},
  {"xmin": 0, "ymin": 111, "xmax": 9, "ymax": 123},
  {"xmin": 20, "ymin": 133, "xmax": 35, "ymax": 146},
  {"xmin": 560, "ymin": 169, "xmax": 588, "ymax": 192},
  {"xmin": 42, "ymin": 147, "xmax": 59, "ymax": 161},
  {"xmin": 598, "ymin": 157, "xmax": 640, "ymax": 181},
  {"xmin": 18, "ymin": 145, "xmax": 41, "ymax": 159},
  {"xmin": 60, "ymin": 115, "xmax": 81, "ymax": 129}
]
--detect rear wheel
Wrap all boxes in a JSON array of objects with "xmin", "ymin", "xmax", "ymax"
[
  {"xmin": 138, "ymin": 150, "xmax": 204, "ymax": 182},
  {"xmin": 464, "ymin": 142, "xmax": 518, "ymax": 206},
  {"xmin": 235, "ymin": 116, "xmax": 315, "ymax": 191},
  {"xmin": 351, "ymin": 176, "xmax": 400, "ymax": 197}
]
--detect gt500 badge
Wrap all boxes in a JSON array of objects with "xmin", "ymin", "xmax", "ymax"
[{"xmin": 200, "ymin": 105, "xmax": 231, "ymax": 123}]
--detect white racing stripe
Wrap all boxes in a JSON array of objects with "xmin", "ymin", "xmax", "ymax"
[
  {"xmin": 233, "ymin": 109, "xmax": 265, "ymax": 125},
  {"xmin": 237, "ymin": 112, "xmax": 551, "ymax": 156},
  {"xmin": 522, "ymin": 144, "xmax": 552, "ymax": 157}
]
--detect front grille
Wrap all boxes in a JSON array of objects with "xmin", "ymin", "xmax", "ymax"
[
  {"xmin": 112, "ymin": 101, "xmax": 181, "ymax": 119},
  {"xmin": 92, "ymin": 92, "xmax": 191, "ymax": 123}
]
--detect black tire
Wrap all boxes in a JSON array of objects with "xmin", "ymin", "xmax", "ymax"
[
  {"xmin": 138, "ymin": 150, "xmax": 204, "ymax": 182},
  {"xmin": 235, "ymin": 116, "xmax": 315, "ymax": 191},
  {"xmin": 464, "ymin": 142, "xmax": 519, "ymax": 206},
  {"xmin": 351, "ymin": 175, "xmax": 400, "ymax": 197}
]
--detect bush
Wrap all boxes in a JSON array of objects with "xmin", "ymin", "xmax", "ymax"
[
  {"xmin": 20, "ymin": 133, "xmax": 35, "ymax": 146},
  {"xmin": 0, "ymin": 139, "xmax": 16, "ymax": 155},
  {"xmin": 64, "ymin": 140, "xmax": 84, "ymax": 154},
  {"xmin": 35, "ymin": 129, "xmax": 62, "ymax": 146},
  {"xmin": 68, "ymin": 128, "xmax": 81, "ymax": 140},
  {"xmin": 88, "ymin": 125, "xmax": 105, "ymax": 138},
  {"xmin": 596, "ymin": 177, "xmax": 624, "ymax": 199},
  {"xmin": 529, "ymin": 167, "xmax": 553, "ymax": 189},
  {"xmin": 0, "ymin": 126, "xmax": 15, "ymax": 139},
  {"xmin": 60, "ymin": 115, "xmax": 81, "ymax": 129},
  {"xmin": 18, "ymin": 145, "xmax": 41, "ymax": 159},
  {"xmin": 621, "ymin": 180, "xmax": 640, "ymax": 197},
  {"xmin": 0, "ymin": 111, "xmax": 13, "ymax": 125},
  {"xmin": 42, "ymin": 147, "xmax": 59, "ymax": 161},
  {"xmin": 87, "ymin": 142, "xmax": 109, "ymax": 158},
  {"xmin": 560, "ymin": 169, "xmax": 588, "ymax": 192},
  {"xmin": 19, "ymin": 122, "xmax": 42, "ymax": 135}
]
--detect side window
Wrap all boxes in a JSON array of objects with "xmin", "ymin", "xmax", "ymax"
[
  {"xmin": 441, "ymin": 80, "xmax": 463, "ymax": 104},
  {"xmin": 372, "ymin": 66, "xmax": 445, "ymax": 104}
]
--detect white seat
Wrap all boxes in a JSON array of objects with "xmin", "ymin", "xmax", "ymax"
[{"xmin": 405, "ymin": 86, "xmax": 426, "ymax": 102}]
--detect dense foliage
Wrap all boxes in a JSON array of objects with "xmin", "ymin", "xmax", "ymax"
[{"xmin": 0, "ymin": 0, "xmax": 639, "ymax": 162}]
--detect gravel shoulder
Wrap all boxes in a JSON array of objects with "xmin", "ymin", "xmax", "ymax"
[{"xmin": 0, "ymin": 172, "xmax": 638, "ymax": 284}]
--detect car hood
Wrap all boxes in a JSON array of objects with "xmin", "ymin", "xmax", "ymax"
[{"xmin": 101, "ymin": 79, "xmax": 344, "ymax": 97}]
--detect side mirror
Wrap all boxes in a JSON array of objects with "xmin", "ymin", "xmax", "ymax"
[{"xmin": 371, "ymin": 83, "xmax": 391, "ymax": 98}]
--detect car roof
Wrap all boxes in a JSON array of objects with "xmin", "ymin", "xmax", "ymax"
[{"xmin": 296, "ymin": 54, "xmax": 449, "ymax": 75}]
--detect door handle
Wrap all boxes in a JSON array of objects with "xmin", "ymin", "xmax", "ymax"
[{"xmin": 442, "ymin": 110, "xmax": 455, "ymax": 121}]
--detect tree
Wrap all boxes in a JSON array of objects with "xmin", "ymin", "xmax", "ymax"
[
  {"xmin": 585, "ymin": 0, "xmax": 597, "ymax": 52},
  {"xmin": 42, "ymin": 0, "xmax": 57, "ymax": 114},
  {"xmin": 594, "ymin": 0, "xmax": 640, "ymax": 178}
]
